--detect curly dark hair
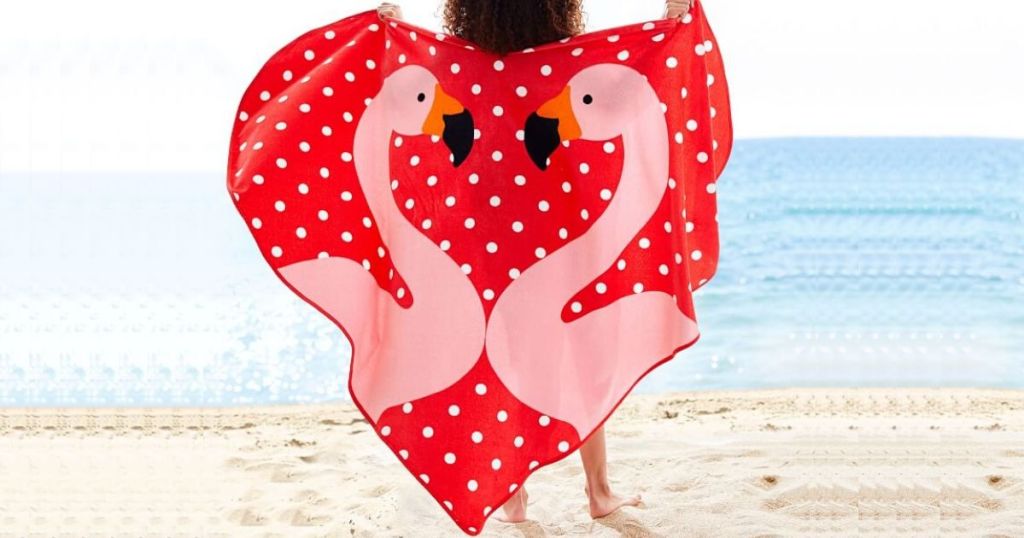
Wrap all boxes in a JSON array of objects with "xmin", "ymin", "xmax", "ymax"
[{"xmin": 442, "ymin": 0, "xmax": 585, "ymax": 55}]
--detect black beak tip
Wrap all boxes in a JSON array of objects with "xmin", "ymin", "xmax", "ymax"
[
  {"xmin": 524, "ymin": 112, "xmax": 561, "ymax": 171},
  {"xmin": 442, "ymin": 109, "xmax": 474, "ymax": 168}
]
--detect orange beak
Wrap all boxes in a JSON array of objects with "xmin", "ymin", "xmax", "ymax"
[
  {"xmin": 536, "ymin": 85, "xmax": 582, "ymax": 141},
  {"xmin": 422, "ymin": 84, "xmax": 465, "ymax": 136}
]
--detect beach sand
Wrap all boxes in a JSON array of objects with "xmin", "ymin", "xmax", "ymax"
[{"xmin": 2, "ymin": 389, "xmax": 1023, "ymax": 537}]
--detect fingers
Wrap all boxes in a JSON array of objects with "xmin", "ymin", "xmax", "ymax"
[
  {"xmin": 377, "ymin": 2, "xmax": 403, "ymax": 20},
  {"xmin": 664, "ymin": 0, "xmax": 692, "ymax": 19}
]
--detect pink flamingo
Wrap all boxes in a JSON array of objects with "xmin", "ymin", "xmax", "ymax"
[
  {"xmin": 487, "ymin": 64, "xmax": 700, "ymax": 438},
  {"xmin": 280, "ymin": 66, "xmax": 485, "ymax": 422}
]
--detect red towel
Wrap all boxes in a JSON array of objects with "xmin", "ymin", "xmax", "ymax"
[{"xmin": 227, "ymin": 2, "xmax": 731, "ymax": 533}]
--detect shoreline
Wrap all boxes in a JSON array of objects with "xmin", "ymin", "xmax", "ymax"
[{"xmin": 3, "ymin": 388, "xmax": 1023, "ymax": 536}]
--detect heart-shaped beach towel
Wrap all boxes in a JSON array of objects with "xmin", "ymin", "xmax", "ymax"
[{"xmin": 227, "ymin": 2, "xmax": 731, "ymax": 533}]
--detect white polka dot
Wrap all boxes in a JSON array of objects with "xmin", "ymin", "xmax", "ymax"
[
  {"xmin": 408, "ymin": 155, "xmax": 419, "ymax": 166},
  {"xmin": 259, "ymin": 90, "xmax": 271, "ymax": 101},
  {"xmin": 471, "ymin": 431, "xmax": 483, "ymax": 443},
  {"xmin": 448, "ymin": 404, "xmax": 461, "ymax": 417},
  {"xmin": 691, "ymin": 250, "xmax": 703, "ymax": 261},
  {"xmin": 275, "ymin": 158, "xmax": 287, "ymax": 169},
  {"xmin": 558, "ymin": 227, "xmax": 568, "ymax": 240},
  {"xmin": 274, "ymin": 200, "xmax": 286, "ymax": 212},
  {"xmin": 341, "ymin": 191, "xmax": 353, "ymax": 202},
  {"xmin": 295, "ymin": 227, "xmax": 307, "ymax": 239},
  {"xmin": 608, "ymin": 35, "xmax": 621, "ymax": 42},
  {"xmin": 695, "ymin": 43, "xmax": 706, "ymax": 56},
  {"xmin": 475, "ymin": 383, "xmax": 487, "ymax": 395},
  {"xmin": 643, "ymin": 22, "xmax": 656, "ymax": 30},
  {"xmin": 508, "ymin": 268, "xmax": 521, "ymax": 279},
  {"xmin": 558, "ymin": 441, "xmax": 570, "ymax": 452},
  {"xmin": 471, "ymin": 83, "xmax": 481, "ymax": 94},
  {"xmin": 304, "ymin": 49, "xmax": 315, "ymax": 61},
  {"xmin": 486, "ymin": 241, "xmax": 498, "ymax": 253},
  {"xmin": 529, "ymin": 461, "xmax": 539, "ymax": 470},
  {"xmin": 343, "ymin": 111, "xmax": 354, "ymax": 122},
  {"xmin": 697, "ymin": 152, "xmax": 709, "ymax": 163},
  {"xmin": 461, "ymin": 263, "xmax": 471, "ymax": 274},
  {"xmin": 322, "ymin": 86, "xmax": 334, "ymax": 97},
  {"xmin": 514, "ymin": 436, "xmax": 524, "ymax": 447},
  {"xmin": 319, "ymin": 167, "xmax": 330, "ymax": 178},
  {"xmin": 298, "ymin": 141, "xmax": 310, "ymax": 153},
  {"xmin": 252, "ymin": 174, "xmax": 265, "ymax": 185},
  {"xmin": 467, "ymin": 480, "xmax": 478, "ymax": 492},
  {"xmin": 633, "ymin": 282, "xmax": 645, "ymax": 293},
  {"xmin": 681, "ymin": 87, "xmax": 689, "ymax": 99},
  {"xmin": 464, "ymin": 217, "xmax": 476, "ymax": 229},
  {"xmin": 341, "ymin": 231, "xmax": 353, "ymax": 242},
  {"xmin": 493, "ymin": 60, "xmax": 505, "ymax": 71},
  {"xmin": 617, "ymin": 50, "xmax": 630, "ymax": 61},
  {"xmin": 238, "ymin": 111, "xmax": 249, "ymax": 121},
  {"xmin": 497, "ymin": 410, "xmax": 508, "ymax": 422},
  {"xmin": 538, "ymin": 415, "xmax": 551, "ymax": 427},
  {"xmin": 512, "ymin": 221, "xmax": 524, "ymax": 233},
  {"xmin": 535, "ymin": 247, "xmax": 547, "ymax": 259},
  {"xmin": 600, "ymin": 188, "xmax": 613, "ymax": 201},
  {"xmin": 516, "ymin": 86, "xmax": 528, "ymax": 97},
  {"xmin": 579, "ymin": 163, "xmax": 590, "ymax": 174},
  {"xmin": 317, "ymin": 210, "xmax": 329, "ymax": 221},
  {"xmin": 596, "ymin": 282, "xmax": 607, "ymax": 294},
  {"xmin": 483, "ymin": 289, "xmax": 495, "ymax": 300},
  {"xmin": 440, "ymin": 240, "xmax": 451, "ymax": 251},
  {"xmin": 493, "ymin": 105, "xmax": 504, "ymax": 117},
  {"xmin": 444, "ymin": 452, "xmax": 456, "ymax": 464},
  {"xmin": 707, "ymin": 182, "xmax": 718, "ymax": 194},
  {"xmin": 686, "ymin": 221, "xmax": 695, "ymax": 232},
  {"xmin": 420, "ymin": 474, "xmax": 429, "ymax": 483},
  {"xmin": 538, "ymin": 200, "xmax": 550, "ymax": 212},
  {"xmin": 401, "ymin": 402, "xmax": 413, "ymax": 414},
  {"xmin": 469, "ymin": 173, "xmax": 480, "ymax": 184},
  {"xmin": 322, "ymin": 126, "xmax": 333, "ymax": 136},
  {"xmin": 270, "ymin": 246, "xmax": 283, "ymax": 258},
  {"xmin": 398, "ymin": 449, "xmax": 408, "ymax": 460},
  {"xmin": 514, "ymin": 174, "xmax": 527, "ymax": 186},
  {"xmin": 443, "ymin": 500, "xmax": 453, "ymax": 511},
  {"xmin": 570, "ymin": 301, "xmax": 583, "ymax": 313},
  {"xmin": 617, "ymin": 259, "xmax": 627, "ymax": 270},
  {"xmin": 422, "ymin": 426, "xmax": 434, "ymax": 438},
  {"xmin": 666, "ymin": 56, "xmax": 679, "ymax": 68},
  {"xmin": 675, "ymin": 132, "xmax": 684, "ymax": 144},
  {"xmin": 659, "ymin": 264, "xmax": 670, "ymax": 275},
  {"xmin": 652, "ymin": 33, "xmax": 666, "ymax": 42},
  {"xmin": 639, "ymin": 237, "xmax": 651, "ymax": 249},
  {"xmin": 687, "ymin": 119, "xmax": 699, "ymax": 131},
  {"xmin": 491, "ymin": 458, "xmax": 502, "ymax": 471},
  {"xmin": 707, "ymin": 74, "xmax": 716, "ymax": 86},
  {"xmin": 380, "ymin": 425, "xmax": 391, "ymax": 436},
  {"xmin": 540, "ymin": 65, "xmax": 552, "ymax": 76},
  {"xmin": 450, "ymin": 63, "xmax": 461, "ymax": 74},
  {"xmin": 492, "ymin": 151, "xmax": 503, "ymax": 162},
  {"xmin": 603, "ymin": 142, "xmax": 616, "ymax": 153},
  {"xmin": 251, "ymin": 217, "xmax": 263, "ymax": 229},
  {"xmin": 325, "ymin": 29, "xmax": 337, "ymax": 39}
]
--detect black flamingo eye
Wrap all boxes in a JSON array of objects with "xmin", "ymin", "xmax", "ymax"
[
  {"xmin": 417, "ymin": 92, "xmax": 426, "ymax": 102},
  {"xmin": 582, "ymin": 94, "xmax": 594, "ymax": 105}
]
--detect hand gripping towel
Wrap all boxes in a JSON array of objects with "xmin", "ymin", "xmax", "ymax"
[{"xmin": 226, "ymin": 2, "xmax": 731, "ymax": 533}]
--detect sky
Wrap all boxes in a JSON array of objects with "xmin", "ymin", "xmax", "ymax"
[{"xmin": 0, "ymin": 0, "xmax": 1021, "ymax": 172}]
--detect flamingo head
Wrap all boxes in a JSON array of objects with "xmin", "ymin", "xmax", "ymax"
[
  {"xmin": 524, "ymin": 64, "xmax": 650, "ymax": 170},
  {"xmin": 383, "ymin": 65, "xmax": 475, "ymax": 167}
]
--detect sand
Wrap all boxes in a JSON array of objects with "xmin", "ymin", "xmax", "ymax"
[{"xmin": 2, "ymin": 389, "xmax": 1023, "ymax": 537}]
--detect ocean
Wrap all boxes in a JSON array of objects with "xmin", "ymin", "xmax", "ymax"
[{"xmin": 1, "ymin": 138, "xmax": 1021, "ymax": 405}]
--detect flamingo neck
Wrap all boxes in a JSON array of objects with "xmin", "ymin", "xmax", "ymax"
[
  {"xmin": 543, "ymin": 97, "xmax": 670, "ymax": 297},
  {"xmin": 352, "ymin": 100, "xmax": 452, "ymax": 298}
]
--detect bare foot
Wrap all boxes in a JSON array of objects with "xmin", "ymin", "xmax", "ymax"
[
  {"xmin": 585, "ymin": 484, "xmax": 641, "ymax": 519},
  {"xmin": 496, "ymin": 486, "xmax": 528, "ymax": 523}
]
